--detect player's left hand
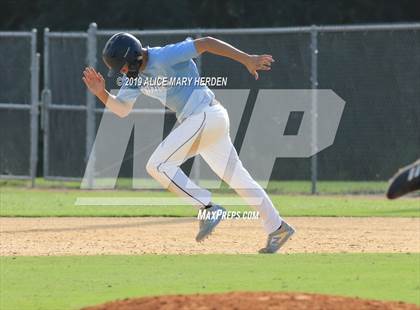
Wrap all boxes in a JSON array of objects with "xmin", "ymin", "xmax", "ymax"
[
  {"xmin": 82, "ymin": 67, "xmax": 105, "ymax": 96},
  {"xmin": 244, "ymin": 54, "xmax": 274, "ymax": 80}
]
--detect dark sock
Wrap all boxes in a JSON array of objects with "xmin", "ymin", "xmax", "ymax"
[{"xmin": 204, "ymin": 202, "xmax": 214, "ymax": 209}]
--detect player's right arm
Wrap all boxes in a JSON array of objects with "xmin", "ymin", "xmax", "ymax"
[
  {"xmin": 194, "ymin": 37, "xmax": 274, "ymax": 80},
  {"xmin": 82, "ymin": 67, "xmax": 133, "ymax": 118}
]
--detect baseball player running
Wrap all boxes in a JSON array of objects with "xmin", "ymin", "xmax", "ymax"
[{"xmin": 82, "ymin": 33, "xmax": 295, "ymax": 253}]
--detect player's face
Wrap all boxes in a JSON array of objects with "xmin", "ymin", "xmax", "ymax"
[{"xmin": 120, "ymin": 64, "xmax": 129, "ymax": 74}]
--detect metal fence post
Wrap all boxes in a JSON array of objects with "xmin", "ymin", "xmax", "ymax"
[
  {"xmin": 86, "ymin": 22, "xmax": 97, "ymax": 187},
  {"xmin": 311, "ymin": 26, "xmax": 318, "ymax": 194},
  {"xmin": 42, "ymin": 28, "xmax": 51, "ymax": 179},
  {"xmin": 310, "ymin": 25, "xmax": 318, "ymax": 194},
  {"xmin": 30, "ymin": 29, "xmax": 39, "ymax": 187},
  {"xmin": 193, "ymin": 29, "xmax": 203, "ymax": 186}
]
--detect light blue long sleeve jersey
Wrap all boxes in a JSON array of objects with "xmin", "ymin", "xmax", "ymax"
[{"xmin": 116, "ymin": 39, "xmax": 215, "ymax": 121}]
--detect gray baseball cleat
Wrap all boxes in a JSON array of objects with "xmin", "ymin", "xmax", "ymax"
[
  {"xmin": 258, "ymin": 221, "xmax": 295, "ymax": 254},
  {"xmin": 196, "ymin": 204, "xmax": 225, "ymax": 242}
]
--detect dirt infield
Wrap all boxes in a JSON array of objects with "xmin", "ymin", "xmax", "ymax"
[
  {"xmin": 82, "ymin": 292, "xmax": 420, "ymax": 310},
  {"xmin": 1, "ymin": 217, "xmax": 419, "ymax": 255}
]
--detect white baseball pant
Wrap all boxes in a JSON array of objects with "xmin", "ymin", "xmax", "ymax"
[{"xmin": 146, "ymin": 102, "xmax": 282, "ymax": 234}]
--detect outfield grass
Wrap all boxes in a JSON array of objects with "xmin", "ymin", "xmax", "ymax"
[
  {"xmin": 0, "ymin": 254, "xmax": 419, "ymax": 310},
  {"xmin": 0, "ymin": 187, "xmax": 418, "ymax": 217},
  {"xmin": 0, "ymin": 178, "xmax": 390, "ymax": 194}
]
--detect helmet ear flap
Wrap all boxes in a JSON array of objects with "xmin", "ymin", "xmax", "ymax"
[{"xmin": 126, "ymin": 55, "xmax": 143, "ymax": 78}]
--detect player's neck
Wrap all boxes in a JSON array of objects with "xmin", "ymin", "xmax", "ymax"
[{"xmin": 139, "ymin": 48, "xmax": 148, "ymax": 72}]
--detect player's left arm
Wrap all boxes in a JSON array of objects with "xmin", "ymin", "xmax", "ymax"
[
  {"xmin": 194, "ymin": 37, "xmax": 274, "ymax": 80},
  {"xmin": 82, "ymin": 67, "xmax": 133, "ymax": 118}
]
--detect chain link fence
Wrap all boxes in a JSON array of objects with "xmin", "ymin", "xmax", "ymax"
[
  {"xmin": 0, "ymin": 30, "xmax": 39, "ymax": 185},
  {"xmin": 316, "ymin": 25, "xmax": 420, "ymax": 182},
  {"xmin": 3, "ymin": 23, "xmax": 419, "ymax": 193}
]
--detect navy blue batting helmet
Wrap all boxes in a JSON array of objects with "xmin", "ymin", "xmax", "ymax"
[{"xmin": 102, "ymin": 32, "xmax": 143, "ymax": 78}]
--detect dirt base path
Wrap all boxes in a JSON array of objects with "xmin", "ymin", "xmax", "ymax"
[
  {"xmin": 83, "ymin": 292, "xmax": 420, "ymax": 310},
  {"xmin": 1, "ymin": 217, "xmax": 419, "ymax": 256}
]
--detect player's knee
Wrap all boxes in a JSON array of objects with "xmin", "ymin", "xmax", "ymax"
[
  {"xmin": 146, "ymin": 158, "xmax": 160, "ymax": 178},
  {"xmin": 146, "ymin": 153, "xmax": 179, "ymax": 178}
]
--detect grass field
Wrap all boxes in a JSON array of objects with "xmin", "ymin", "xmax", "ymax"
[
  {"xmin": 1, "ymin": 187, "xmax": 419, "ymax": 217},
  {"xmin": 1, "ymin": 254, "xmax": 419, "ymax": 309},
  {"xmin": 1, "ymin": 180, "xmax": 419, "ymax": 309},
  {"xmin": 1, "ymin": 178, "xmax": 390, "ymax": 194}
]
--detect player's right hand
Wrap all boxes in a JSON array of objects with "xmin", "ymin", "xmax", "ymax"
[
  {"xmin": 82, "ymin": 67, "xmax": 105, "ymax": 96},
  {"xmin": 244, "ymin": 54, "xmax": 274, "ymax": 80}
]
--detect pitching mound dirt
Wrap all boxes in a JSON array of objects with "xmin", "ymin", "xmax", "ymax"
[{"xmin": 82, "ymin": 292, "xmax": 419, "ymax": 310}]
